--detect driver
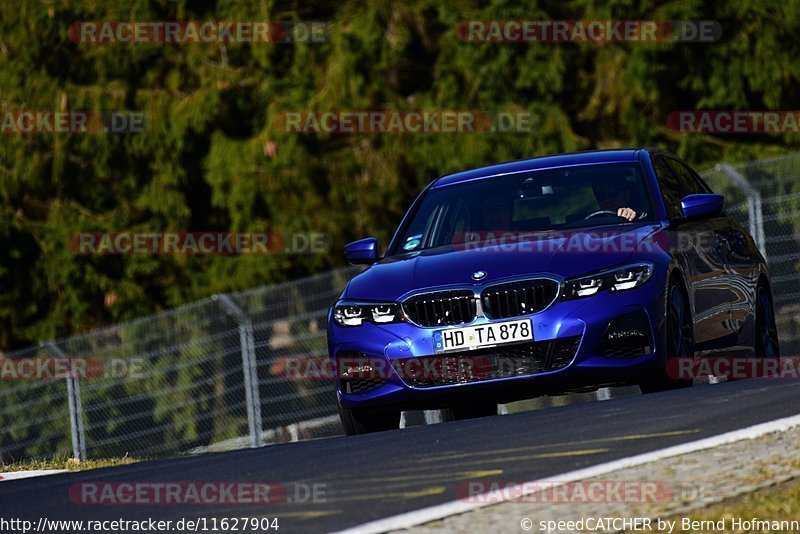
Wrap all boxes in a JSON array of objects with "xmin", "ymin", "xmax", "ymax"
[
  {"xmin": 480, "ymin": 191, "xmax": 514, "ymax": 231},
  {"xmin": 592, "ymin": 177, "xmax": 639, "ymax": 221}
]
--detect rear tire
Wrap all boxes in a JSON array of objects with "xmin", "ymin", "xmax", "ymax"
[
  {"xmin": 755, "ymin": 283, "xmax": 780, "ymax": 358},
  {"xmin": 640, "ymin": 281, "xmax": 694, "ymax": 394},
  {"xmin": 338, "ymin": 398, "xmax": 401, "ymax": 435}
]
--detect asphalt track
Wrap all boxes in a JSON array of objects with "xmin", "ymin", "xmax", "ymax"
[{"xmin": 2, "ymin": 379, "xmax": 799, "ymax": 533}]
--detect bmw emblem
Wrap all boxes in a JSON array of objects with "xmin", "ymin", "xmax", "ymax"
[{"xmin": 472, "ymin": 270, "xmax": 487, "ymax": 281}]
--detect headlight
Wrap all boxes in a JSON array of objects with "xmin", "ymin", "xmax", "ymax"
[
  {"xmin": 333, "ymin": 301, "xmax": 404, "ymax": 327},
  {"xmin": 562, "ymin": 263, "xmax": 653, "ymax": 300}
]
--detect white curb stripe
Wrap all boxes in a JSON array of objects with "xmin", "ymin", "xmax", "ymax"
[
  {"xmin": 0, "ymin": 469, "xmax": 68, "ymax": 481},
  {"xmin": 337, "ymin": 413, "xmax": 800, "ymax": 534}
]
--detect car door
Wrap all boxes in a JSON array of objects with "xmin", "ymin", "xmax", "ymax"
[
  {"xmin": 653, "ymin": 157, "xmax": 734, "ymax": 353},
  {"xmin": 716, "ymin": 221, "xmax": 760, "ymax": 351},
  {"xmin": 671, "ymin": 159, "xmax": 759, "ymax": 352}
]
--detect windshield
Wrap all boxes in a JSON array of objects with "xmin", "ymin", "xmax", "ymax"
[{"xmin": 391, "ymin": 163, "xmax": 654, "ymax": 255}]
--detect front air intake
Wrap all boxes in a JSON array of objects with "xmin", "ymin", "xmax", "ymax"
[{"xmin": 597, "ymin": 312, "xmax": 653, "ymax": 358}]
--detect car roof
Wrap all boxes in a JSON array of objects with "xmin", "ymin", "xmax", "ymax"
[{"xmin": 431, "ymin": 148, "xmax": 645, "ymax": 188}]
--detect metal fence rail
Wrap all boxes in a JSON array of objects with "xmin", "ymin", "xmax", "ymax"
[
  {"xmin": 0, "ymin": 266, "xmax": 360, "ymax": 462},
  {"xmin": 3, "ymin": 153, "xmax": 800, "ymax": 463}
]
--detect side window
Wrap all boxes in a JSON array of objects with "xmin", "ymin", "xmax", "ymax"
[
  {"xmin": 446, "ymin": 199, "xmax": 471, "ymax": 241},
  {"xmin": 668, "ymin": 159, "xmax": 711, "ymax": 195},
  {"xmin": 653, "ymin": 157, "xmax": 684, "ymax": 219},
  {"xmin": 695, "ymin": 174, "xmax": 714, "ymax": 193},
  {"xmin": 433, "ymin": 198, "xmax": 471, "ymax": 247}
]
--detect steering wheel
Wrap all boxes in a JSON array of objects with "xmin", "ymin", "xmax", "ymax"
[{"xmin": 583, "ymin": 210, "xmax": 624, "ymax": 220}]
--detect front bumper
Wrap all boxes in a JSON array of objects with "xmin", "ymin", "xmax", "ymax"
[{"xmin": 329, "ymin": 279, "xmax": 666, "ymax": 410}]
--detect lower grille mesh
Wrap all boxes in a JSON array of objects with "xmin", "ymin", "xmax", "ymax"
[{"xmin": 394, "ymin": 336, "xmax": 582, "ymax": 388}]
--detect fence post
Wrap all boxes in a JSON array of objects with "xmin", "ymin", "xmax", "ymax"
[
  {"xmin": 43, "ymin": 341, "xmax": 86, "ymax": 461},
  {"xmin": 213, "ymin": 294, "xmax": 263, "ymax": 448},
  {"xmin": 716, "ymin": 163, "xmax": 767, "ymax": 261}
]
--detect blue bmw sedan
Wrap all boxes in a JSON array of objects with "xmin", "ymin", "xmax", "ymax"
[{"xmin": 328, "ymin": 148, "xmax": 779, "ymax": 434}]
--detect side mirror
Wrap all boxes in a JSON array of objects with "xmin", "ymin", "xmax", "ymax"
[
  {"xmin": 344, "ymin": 237, "xmax": 379, "ymax": 265},
  {"xmin": 680, "ymin": 194, "xmax": 724, "ymax": 219}
]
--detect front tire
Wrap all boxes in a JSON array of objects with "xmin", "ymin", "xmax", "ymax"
[
  {"xmin": 338, "ymin": 398, "xmax": 400, "ymax": 435},
  {"xmin": 640, "ymin": 281, "xmax": 694, "ymax": 393}
]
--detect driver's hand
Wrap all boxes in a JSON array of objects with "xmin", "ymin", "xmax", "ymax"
[{"xmin": 617, "ymin": 207, "xmax": 637, "ymax": 221}]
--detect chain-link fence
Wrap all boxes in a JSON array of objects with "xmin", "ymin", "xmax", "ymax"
[
  {"xmin": 0, "ymin": 266, "xmax": 360, "ymax": 463},
  {"xmin": 3, "ymin": 153, "xmax": 800, "ymax": 464}
]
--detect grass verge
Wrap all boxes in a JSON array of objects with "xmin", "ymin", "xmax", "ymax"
[
  {"xmin": 671, "ymin": 477, "xmax": 800, "ymax": 533},
  {"xmin": 1, "ymin": 454, "xmax": 139, "ymax": 473}
]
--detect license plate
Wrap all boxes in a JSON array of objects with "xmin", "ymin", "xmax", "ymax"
[{"xmin": 433, "ymin": 319, "xmax": 533, "ymax": 353}]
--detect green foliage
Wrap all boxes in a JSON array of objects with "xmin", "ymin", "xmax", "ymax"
[{"xmin": 2, "ymin": 0, "xmax": 800, "ymax": 351}]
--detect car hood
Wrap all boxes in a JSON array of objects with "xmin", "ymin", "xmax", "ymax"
[{"xmin": 343, "ymin": 223, "xmax": 662, "ymax": 301}]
